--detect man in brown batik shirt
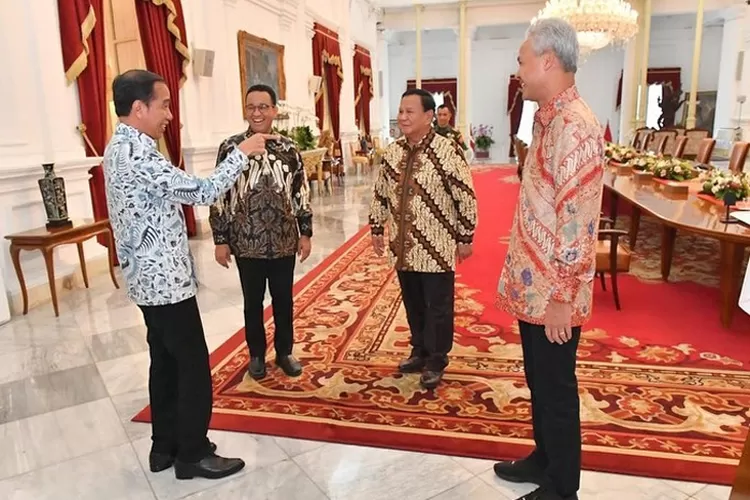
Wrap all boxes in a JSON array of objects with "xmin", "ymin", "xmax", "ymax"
[{"xmin": 210, "ymin": 84, "xmax": 312, "ymax": 380}]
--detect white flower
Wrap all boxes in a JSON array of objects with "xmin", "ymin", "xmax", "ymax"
[{"xmin": 674, "ymin": 166, "xmax": 682, "ymax": 173}]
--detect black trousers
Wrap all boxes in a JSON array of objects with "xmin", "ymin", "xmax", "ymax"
[
  {"xmin": 519, "ymin": 320, "xmax": 582, "ymax": 497},
  {"xmin": 397, "ymin": 271, "xmax": 455, "ymax": 371},
  {"xmin": 139, "ymin": 296, "xmax": 213, "ymax": 463},
  {"xmin": 236, "ymin": 256, "xmax": 296, "ymax": 358}
]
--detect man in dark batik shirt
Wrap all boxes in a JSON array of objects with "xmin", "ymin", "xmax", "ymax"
[
  {"xmin": 209, "ymin": 84, "xmax": 312, "ymax": 380},
  {"xmin": 434, "ymin": 104, "xmax": 468, "ymax": 151}
]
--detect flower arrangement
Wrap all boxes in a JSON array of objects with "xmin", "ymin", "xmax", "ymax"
[
  {"xmin": 471, "ymin": 124, "xmax": 495, "ymax": 151},
  {"xmin": 629, "ymin": 152, "xmax": 659, "ymax": 172},
  {"xmin": 651, "ymin": 157, "xmax": 698, "ymax": 181},
  {"xmin": 605, "ymin": 143, "xmax": 637, "ymax": 163},
  {"xmin": 700, "ymin": 170, "xmax": 750, "ymax": 201}
]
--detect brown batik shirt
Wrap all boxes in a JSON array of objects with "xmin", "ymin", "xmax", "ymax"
[
  {"xmin": 209, "ymin": 130, "xmax": 312, "ymax": 259},
  {"xmin": 369, "ymin": 129, "xmax": 477, "ymax": 273}
]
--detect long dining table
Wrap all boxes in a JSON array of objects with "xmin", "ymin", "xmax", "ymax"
[{"xmin": 603, "ymin": 167, "xmax": 750, "ymax": 328}]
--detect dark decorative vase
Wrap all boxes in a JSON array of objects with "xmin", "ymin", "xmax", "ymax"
[
  {"xmin": 475, "ymin": 149, "xmax": 490, "ymax": 160},
  {"xmin": 38, "ymin": 163, "xmax": 72, "ymax": 230}
]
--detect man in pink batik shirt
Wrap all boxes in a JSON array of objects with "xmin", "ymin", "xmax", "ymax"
[{"xmin": 494, "ymin": 18, "xmax": 604, "ymax": 500}]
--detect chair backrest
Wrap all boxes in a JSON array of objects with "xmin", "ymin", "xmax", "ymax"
[
  {"xmin": 695, "ymin": 138, "xmax": 716, "ymax": 164},
  {"xmin": 672, "ymin": 136, "xmax": 688, "ymax": 159},
  {"xmin": 729, "ymin": 141, "xmax": 750, "ymax": 173}
]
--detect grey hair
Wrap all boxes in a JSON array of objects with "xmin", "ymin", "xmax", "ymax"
[{"xmin": 526, "ymin": 18, "xmax": 579, "ymax": 73}]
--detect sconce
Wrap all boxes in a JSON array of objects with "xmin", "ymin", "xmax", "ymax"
[{"xmin": 308, "ymin": 75, "xmax": 323, "ymax": 96}]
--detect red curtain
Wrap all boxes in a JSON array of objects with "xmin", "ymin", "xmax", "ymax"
[
  {"xmin": 135, "ymin": 0, "xmax": 197, "ymax": 236},
  {"xmin": 57, "ymin": 0, "xmax": 109, "ymax": 246},
  {"xmin": 312, "ymin": 23, "xmax": 343, "ymax": 139},
  {"xmin": 353, "ymin": 44, "xmax": 373, "ymax": 135},
  {"xmin": 507, "ymin": 75, "xmax": 523, "ymax": 158},
  {"xmin": 616, "ymin": 67, "xmax": 681, "ymax": 109},
  {"xmin": 406, "ymin": 78, "xmax": 457, "ymax": 126}
]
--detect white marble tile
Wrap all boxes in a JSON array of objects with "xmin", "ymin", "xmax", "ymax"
[
  {"xmin": 662, "ymin": 479, "xmax": 708, "ymax": 497},
  {"xmin": 0, "ymin": 338, "xmax": 92, "ymax": 385},
  {"xmin": 450, "ymin": 455, "xmax": 495, "ymax": 475},
  {"xmin": 85, "ymin": 325, "xmax": 148, "ymax": 362},
  {"xmin": 430, "ymin": 477, "xmax": 508, "ymax": 500},
  {"xmin": 0, "ymin": 398, "xmax": 128, "ymax": 480},
  {"xmin": 96, "ymin": 351, "xmax": 151, "ymax": 396},
  {"xmin": 0, "ymin": 442, "xmax": 153, "ymax": 500},
  {"xmin": 0, "ymin": 364, "xmax": 109, "ymax": 423},
  {"xmin": 293, "ymin": 444, "xmax": 473, "ymax": 500},
  {"xmin": 476, "ymin": 465, "xmax": 538, "ymax": 499},
  {"xmin": 181, "ymin": 459, "xmax": 327, "ymax": 500},
  {"xmin": 692, "ymin": 484, "xmax": 731, "ymax": 500},
  {"xmin": 199, "ymin": 305, "xmax": 245, "ymax": 339},
  {"xmin": 132, "ymin": 429, "xmax": 288, "ymax": 500},
  {"xmin": 0, "ymin": 310, "xmax": 86, "ymax": 353},
  {"xmin": 577, "ymin": 471, "xmax": 690, "ymax": 499},
  {"xmin": 273, "ymin": 436, "xmax": 327, "ymax": 457},
  {"xmin": 110, "ymin": 388, "xmax": 152, "ymax": 442},
  {"xmin": 74, "ymin": 302, "xmax": 144, "ymax": 336}
]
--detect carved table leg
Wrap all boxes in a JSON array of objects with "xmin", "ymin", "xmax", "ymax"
[
  {"xmin": 719, "ymin": 241, "xmax": 746, "ymax": 329},
  {"xmin": 41, "ymin": 247, "xmax": 59, "ymax": 317},
  {"xmin": 9, "ymin": 244, "xmax": 28, "ymax": 315},
  {"xmin": 106, "ymin": 229, "xmax": 120, "ymax": 289},
  {"xmin": 660, "ymin": 226, "xmax": 677, "ymax": 282},
  {"xmin": 76, "ymin": 242, "xmax": 89, "ymax": 288}
]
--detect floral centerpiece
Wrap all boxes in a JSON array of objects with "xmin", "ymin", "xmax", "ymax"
[
  {"xmin": 700, "ymin": 170, "xmax": 750, "ymax": 202},
  {"xmin": 605, "ymin": 143, "xmax": 637, "ymax": 164},
  {"xmin": 471, "ymin": 124, "xmax": 495, "ymax": 159},
  {"xmin": 629, "ymin": 152, "xmax": 659, "ymax": 172},
  {"xmin": 651, "ymin": 157, "xmax": 698, "ymax": 182}
]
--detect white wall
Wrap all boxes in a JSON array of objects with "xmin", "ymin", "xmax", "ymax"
[
  {"xmin": 386, "ymin": 14, "xmax": 724, "ymax": 162},
  {"xmin": 179, "ymin": 0, "xmax": 381, "ymax": 225},
  {"xmin": 0, "ymin": 0, "xmax": 107, "ymax": 315}
]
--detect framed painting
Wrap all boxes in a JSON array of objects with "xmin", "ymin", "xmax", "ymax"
[{"xmin": 237, "ymin": 31, "xmax": 286, "ymax": 111}]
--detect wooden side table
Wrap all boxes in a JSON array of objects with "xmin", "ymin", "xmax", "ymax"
[{"xmin": 4, "ymin": 219, "xmax": 119, "ymax": 317}]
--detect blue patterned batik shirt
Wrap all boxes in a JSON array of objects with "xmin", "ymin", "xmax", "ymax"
[{"xmin": 103, "ymin": 123, "xmax": 248, "ymax": 306}]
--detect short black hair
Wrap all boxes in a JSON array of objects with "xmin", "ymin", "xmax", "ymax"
[
  {"xmin": 437, "ymin": 104, "xmax": 451, "ymax": 112},
  {"xmin": 246, "ymin": 84, "xmax": 277, "ymax": 105},
  {"xmin": 112, "ymin": 69, "xmax": 165, "ymax": 117},
  {"xmin": 402, "ymin": 88, "xmax": 435, "ymax": 113}
]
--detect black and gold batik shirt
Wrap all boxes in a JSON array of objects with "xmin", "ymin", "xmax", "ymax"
[{"xmin": 209, "ymin": 130, "xmax": 312, "ymax": 259}]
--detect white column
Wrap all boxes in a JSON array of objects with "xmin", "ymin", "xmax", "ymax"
[
  {"xmin": 714, "ymin": 6, "xmax": 747, "ymax": 136},
  {"xmin": 415, "ymin": 5, "xmax": 423, "ymax": 87},
  {"xmin": 339, "ymin": 3, "xmax": 359, "ymax": 144},
  {"xmin": 619, "ymin": 37, "xmax": 639, "ymax": 143},
  {"xmin": 378, "ymin": 29, "xmax": 392, "ymax": 142},
  {"xmin": 0, "ymin": 0, "xmax": 105, "ymax": 313},
  {"xmin": 685, "ymin": 0, "xmax": 706, "ymax": 129},
  {"xmin": 636, "ymin": 0, "xmax": 652, "ymax": 128},
  {"xmin": 457, "ymin": 0, "xmax": 471, "ymax": 140}
]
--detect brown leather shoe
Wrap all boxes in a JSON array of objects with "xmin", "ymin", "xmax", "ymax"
[
  {"xmin": 419, "ymin": 370, "xmax": 443, "ymax": 389},
  {"xmin": 398, "ymin": 356, "xmax": 426, "ymax": 373}
]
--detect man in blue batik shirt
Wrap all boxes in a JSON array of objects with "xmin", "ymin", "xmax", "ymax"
[{"xmin": 103, "ymin": 69, "xmax": 273, "ymax": 481}]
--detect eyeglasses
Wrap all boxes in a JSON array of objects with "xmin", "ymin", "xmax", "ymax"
[{"xmin": 245, "ymin": 104, "xmax": 274, "ymax": 113}]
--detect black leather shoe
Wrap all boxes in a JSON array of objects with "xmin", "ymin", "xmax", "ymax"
[
  {"xmin": 276, "ymin": 355, "xmax": 302, "ymax": 377},
  {"xmin": 248, "ymin": 357, "xmax": 266, "ymax": 379},
  {"xmin": 174, "ymin": 454, "xmax": 245, "ymax": 480},
  {"xmin": 150, "ymin": 442, "xmax": 217, "ymax": 473},
  {"xmin": 515, "ymin": 486, "xmax": 578, "ymax": 500},
  {"xmin": 398, "ymin": 356, "xmax": 426, "ymax": 373},
  {"xmin": 494, "ymin": 457, "xmax": 545, "ymax": 485},
  {"xmin": 419, "ymin": 370, "xmax": 443, "ymax": 389}
]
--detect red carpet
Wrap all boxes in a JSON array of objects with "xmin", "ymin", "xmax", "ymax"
[{"xmin": 135, "ymin": 165, "xmax": 750, "ymax": 485}]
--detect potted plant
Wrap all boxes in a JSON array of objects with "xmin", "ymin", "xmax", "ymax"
[{"xmin": 471, "ymin": 124, "xmax": 495, "ymax": 159}]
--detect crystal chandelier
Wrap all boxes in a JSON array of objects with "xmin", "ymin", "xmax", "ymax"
[{"xmin": 532, "ymin": 0, "xmax": 639, "ymax": 55}]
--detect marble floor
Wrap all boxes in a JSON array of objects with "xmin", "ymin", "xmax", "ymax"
[{"xmin": 0, "ymin": 172, "xmax": 732, "ymax": 499}]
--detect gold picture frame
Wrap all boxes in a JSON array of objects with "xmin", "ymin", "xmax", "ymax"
[{"xmin": 237, "ymin": 30, "xmax": 287, "ymax": 112}]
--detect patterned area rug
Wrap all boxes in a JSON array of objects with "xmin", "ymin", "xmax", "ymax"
[{"xmin": 135, "ymin": 165, "xmax": 750, "ymax": 485}]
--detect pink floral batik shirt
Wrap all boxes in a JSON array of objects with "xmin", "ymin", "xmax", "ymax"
[{"xmin": 496, "ymin": 85, "xmax": 604, "ymax": 326}]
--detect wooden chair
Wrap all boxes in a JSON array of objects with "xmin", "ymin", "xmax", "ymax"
[
  {"xmin": 729, "ymin": 141, "xmax": 750, "ymax": 173},
  {"xmin": 513, "ymin": 135, "xmax": 528, "ymax": 180},
  {"xmin": 349, "ymin": 143, "xmax": 369, "ymax": 173},
  {"xmin": 695, "ymin": 138, "xmax": 716, "ymax": 165},
  {"xmin": 596, "ymin": 217, "xmax": 631, "ymax": 310},
  {"xmin": 672, "ymin": 136, "xmax": 688, "ymax": 158}
]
